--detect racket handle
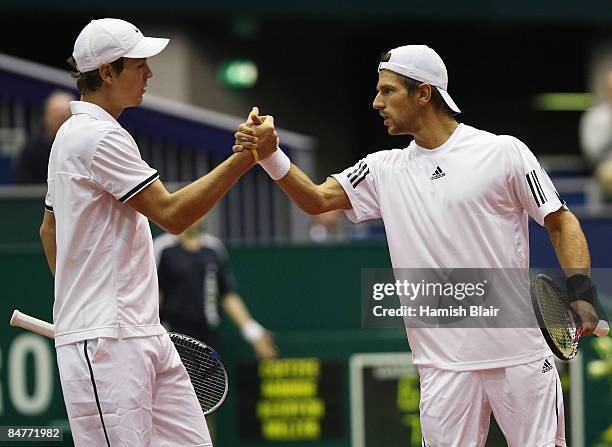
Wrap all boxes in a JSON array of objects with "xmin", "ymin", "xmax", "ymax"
[
  {"xmin": 595, "ymin": 320, "xmax": 609, "ymax": 337},
  {"xmin": 10, "ymin": 310, "xmax": 55, "ymax": 339}
]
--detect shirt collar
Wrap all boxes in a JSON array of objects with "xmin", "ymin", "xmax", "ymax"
[{"xmin": 69, "ymin": 101, "xmax": 119, "ymax": 125}]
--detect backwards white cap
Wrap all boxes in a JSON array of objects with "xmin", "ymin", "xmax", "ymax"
[
  {"xmin": 378, "ymin": 45, "xmax": 460, "ymax": 115},
  {"xmin": 73, "ymin": 18, "xmax": 169, "ymax": 72}
]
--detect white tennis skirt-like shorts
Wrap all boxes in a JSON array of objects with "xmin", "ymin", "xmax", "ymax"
[
  {"xmin": 56, "ymin": 333, "xmax": 212, "ymax": 447},
  {"xmin": 418, "ymin": 355, "xmax": 565, "ymax": 447}
]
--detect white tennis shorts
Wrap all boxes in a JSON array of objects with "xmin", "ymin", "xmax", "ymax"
[
  {"xmin": 418, "ymin": 355, "xmax": 565, "ymax": 447},
  {"xmin": 56, "ymin": 333, "xmax": 212, "ymax": 446}
]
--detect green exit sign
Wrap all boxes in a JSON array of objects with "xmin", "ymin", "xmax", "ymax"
[{"xmin": 218, "ymin": 59, "xmax": 258, "ymax": 89}]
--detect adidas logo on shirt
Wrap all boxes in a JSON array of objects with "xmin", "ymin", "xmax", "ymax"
[
  {"xmin": 430, "ymin": 166, "xmax": 446, "ymax": 180},
  {"xmin": 542, "ymin": 359, "xmax": 553, "ymax": 374}
]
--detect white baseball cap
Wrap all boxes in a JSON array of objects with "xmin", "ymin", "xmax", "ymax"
[
  {"xmin": 73, "ymin": 18, "xmax": 169, "ymax": 72},
  {"xmin": 378, "ymin": 45, "xmax": 460, "ymax": 114}
]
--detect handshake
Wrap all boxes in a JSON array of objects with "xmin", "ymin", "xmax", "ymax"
[{"xmin": 233, "ymin": 107, "xmax": 291, "ymax": 180}]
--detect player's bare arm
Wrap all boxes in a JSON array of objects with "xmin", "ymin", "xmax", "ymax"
[
  {"xmin": 234, "ymin": 110, "xmax": 351, "ymax": 214},
  {"xmin": 544, "ymin": 207, "xmax": 599, "ymax": 335},
  {"xmin": 278, "ymin": 168, "xmax": 351, "ymax": 215},
  {"xmin": 128, "ymin": 150, "xmax": 255, "ymax": 234},
  {"xmin": 39, "ymin": 210, "xmax": 56, "ymax": 275}
]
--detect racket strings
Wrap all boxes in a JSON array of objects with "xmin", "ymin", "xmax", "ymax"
[
  {"xmin": 176, "ymin": 345, "xmax": 226, "ymax": 408},
  {"xmin": 536, "ymin": 280, "xmax": 579, "ymax": 358},
  {"xmin": 170, "ymin": 334, "xmax": 228, "ymax": 414}
]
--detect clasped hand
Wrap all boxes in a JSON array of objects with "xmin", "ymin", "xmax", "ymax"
[{"xmin": 233, "ymin": 107, "xmax": 279, "ymax": 161}]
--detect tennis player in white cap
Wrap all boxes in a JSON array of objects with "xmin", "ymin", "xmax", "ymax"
[
  {"xmin": 234, "ymin": 44, "xmax": 604, "ymax": 446},
  {"xmin": 39, "ymin": 18, "xmax": 274, "ymax": 446}
]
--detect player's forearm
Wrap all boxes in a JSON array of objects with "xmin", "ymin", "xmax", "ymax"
[
  {"xmin": 41, "ymin": 238, "xmax": 56, "ymax": 275},
  {"xmin": 277, "ymin": 165, "xmax": 335, "ymax": 215},
  {"xmin": 40, "ymin": 220, "xmax": 56, "ymax": 275},
  {"xmin": 547, "ymin": 212, "xmax": 590, "ymax": 276},
  {"xmin": 163, "ymin": 151, "xmax": 254, "ymax": 233},
  {"xmin": 547, "ymin": 210, "xmax": 602, "ymax": 333}
]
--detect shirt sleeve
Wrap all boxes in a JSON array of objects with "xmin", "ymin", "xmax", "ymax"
[
  {"xmin": 91, "ymin": 128, "xmax": 159, "ymax": 203},
  {"xmin": 506, "ymin": 136, "xmax": 567, "ymax": 226},
  {"xmin": 331, "ymin": 153, "xmax": 381, "ymax": 223}
]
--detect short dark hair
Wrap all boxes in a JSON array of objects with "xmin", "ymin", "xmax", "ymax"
[
  {"xmin": 66, "ymin": 56, "xmax": 124, "ymax": 95},
  {"xmin": 379, "ymin": 52, "xmax": 454, "ymax": 116}
]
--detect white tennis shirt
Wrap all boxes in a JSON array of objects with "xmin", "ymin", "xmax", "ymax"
[
  {"xmin": 45, "ymin": 101, "xmax": 165, "ymax": 347},
  {"xmin": 333, "ymin": 123, "xmax": 565, "ymax": 370}
]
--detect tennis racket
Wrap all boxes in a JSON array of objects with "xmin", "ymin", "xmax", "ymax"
[
  {"xmin": 531, "ymin": 274, "xmax": 609, "ymax": 361},
  {"xmin": 9, "ymin": 309, "xmax": 228, "ymax": 415}
]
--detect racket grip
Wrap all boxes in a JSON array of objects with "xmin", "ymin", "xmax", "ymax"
[
  {"xmin": 10, "ymin": 310, "xmax": 55, "ymax": 339},
  {"xmin": 595, "ymin": 320, "xmax": 609, "ymax": 337}
]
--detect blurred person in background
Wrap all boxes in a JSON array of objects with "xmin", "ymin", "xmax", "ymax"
[
  {"xmin": 154, "ymin": 219, "xmax": 277, "ymax": 442},
  {"xmin": 13, "ymin": 91, "xmax": 75, "ymax": 183},
  {"xmin": 580, "ymin": 68, "xmax": 612, "ymax": 194},
  {"xmin": 154, "ymin": 218, "xmax": 277, "ymax": 360}
]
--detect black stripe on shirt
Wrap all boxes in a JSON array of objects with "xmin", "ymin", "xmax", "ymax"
[
  {"xmin": 532, "ymin": 170, "xmax": 547, "ymax": 204},
  {"xmin": 526, "ymin": 172, "xmax": 541, "ymax": 207},
  {"xmin": 44, "ymin": 204, "xmax": 54, "ymax": 213},
  {"xmin": 119, "ymin": 172, "xmax": 159, "ymax": 203},
  {"xmin": 352, "ymin": 168, "xmax": 370, "ymax": 188},
  {"xmin": 349, "ymin": 162, "xmax": 367, "ymax": 182},
  {"xmin": 347, "ymin": 160, "xmax": 364, "ymax": 179}
]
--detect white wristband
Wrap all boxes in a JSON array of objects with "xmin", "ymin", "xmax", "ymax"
[
  {"xmin": 259, "ymin": 147, "xmax": 291, "ymax": 180},
  {"xmin": 242, "ymin": 320, "xmax": 265, "ymax": 343}
]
